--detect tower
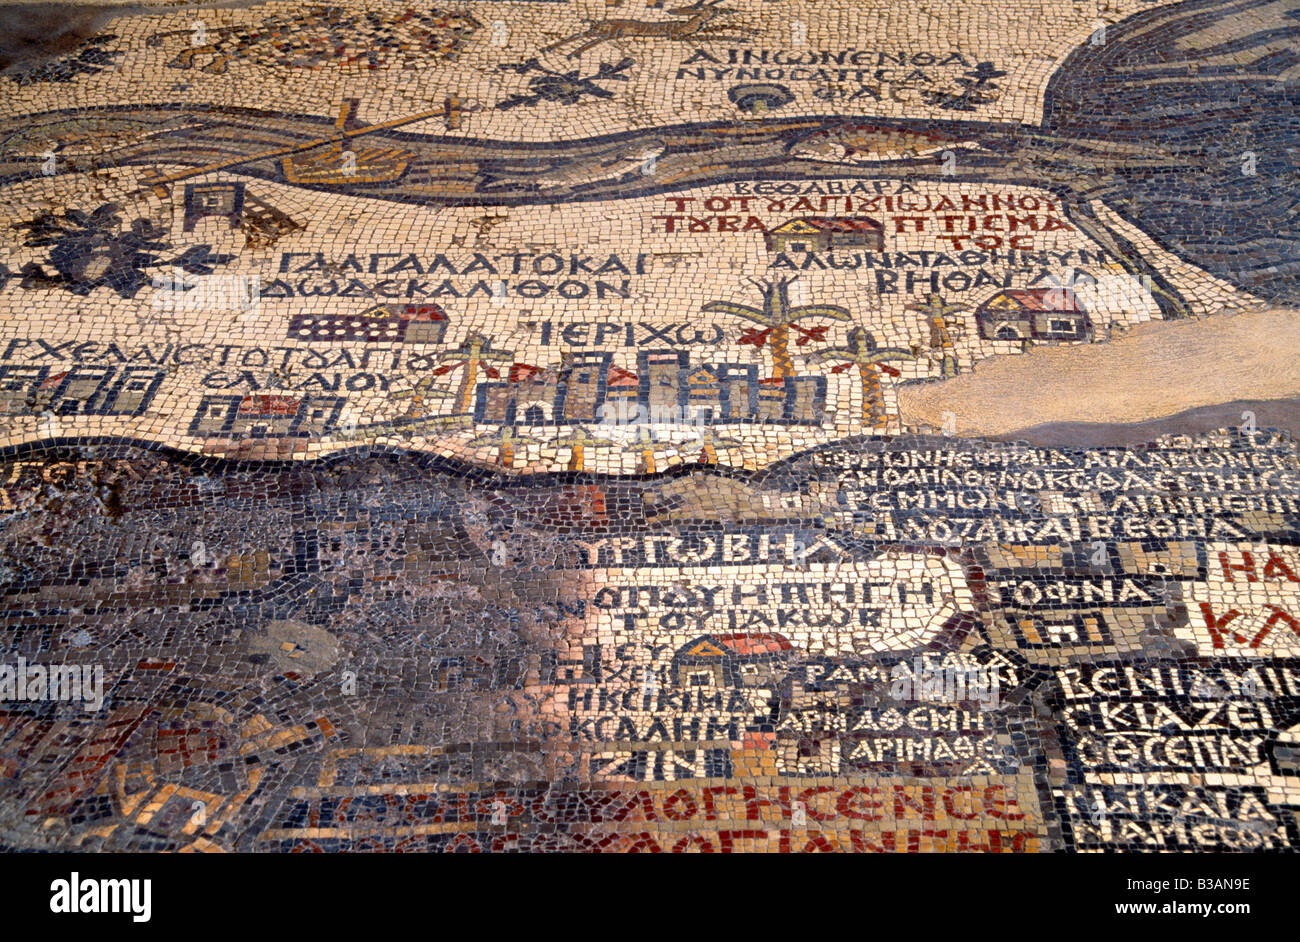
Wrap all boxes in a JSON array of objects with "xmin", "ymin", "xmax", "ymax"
[
  {"xmin": 637, "ymin": 350, "xmax": 688, "ymax": 424},
  {"xmin": 556, "ymin": 351, "xmax": 612, "ymax": 423}
]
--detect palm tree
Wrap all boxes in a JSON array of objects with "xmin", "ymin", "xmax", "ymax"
[
  {"xmin": 349, "ymin": 411, "xmax": 472, "ymax": 440},
  {"xmin": 623, "ymin": 425, "xmax": 659, "ymax": 474},
  {"xmin": 905, "ymin": 294, "xmax": 969, "ymax": 378},
  {"xmin": 804, "ymin": 327, "xmax": 915, "ymax": 429},
  {"xmin": 703, "ymin": 276, "xmax": 851, "ymax": 380},
  {"xmin": 552, "ymin": 425, "xmax": 616, "ymax": 471},
  {"xmin": 466, "ymin": 425, "xmax": 541, "ymax": 469},
  {"xmin": 689, "ymin": 426, "xmax": 744, "ymax": 466},
  {"xmin": 388, "ymin": 375, "xmax": 456, "ymax": 418},
  {"xmin": 435, "ymin": 333, "xmax": 514, "ymax": 414}
]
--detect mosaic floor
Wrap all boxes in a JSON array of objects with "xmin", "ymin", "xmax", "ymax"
[{"xmin": 0, "ymin": 0, "xmax": 1297, "ymax": 853}]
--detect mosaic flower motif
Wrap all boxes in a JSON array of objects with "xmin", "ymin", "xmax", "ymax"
[{"xmin": 11, "ymin": 203, "xmax": 233, "ymax": 298}]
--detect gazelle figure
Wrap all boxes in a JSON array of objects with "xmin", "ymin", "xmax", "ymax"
[{"xmin": 543, "ymin": 0, "xmax": 755, "ymax": 59}]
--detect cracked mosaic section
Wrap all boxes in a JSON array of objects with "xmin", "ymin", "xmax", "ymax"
[{"xmin": 0, "ymin": 0, "xmax": 1297, "ymax": 852}]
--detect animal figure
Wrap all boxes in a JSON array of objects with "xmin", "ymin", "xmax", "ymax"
[
  {"xmin": 788, "ymin": 124, "xmax": 960, "ymax": 163},
  {"xmin": 543, "ymin": 0, "xmax": 754, "ymax": 59},
  {"xmin": 146, "ymin": 6, "xmax": 479, "ymax": 74},
  {"xmin": 495, "ymin": 57, "xmax": 634, "ymax": 109}
]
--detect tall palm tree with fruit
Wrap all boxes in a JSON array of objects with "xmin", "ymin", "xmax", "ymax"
[
  {"xmin": 703, "ymin": 276, "xmax": 852, "ymax": 380},
  {"xmin": 804, "ymin": 327, "xmax": 915, "ymax": 430},
  {"xmin": 434, "ymin": 333, "xmax": 514, "ymax": 414},
  {"xmin": 905, "ymin": 294, "xmax": 968, "ymax": 378}
]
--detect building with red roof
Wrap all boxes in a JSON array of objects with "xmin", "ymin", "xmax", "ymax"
[
  {"xmin": 975, "ymin": 287, "xmax": 1094, "ymax": 343},
  {"xmin": 672, "ymin": 633, "xmax": 795, "ymax": 690},
  {"xmin": 764, "ymin": 217, "xmax": 885, "ymax": 254}
]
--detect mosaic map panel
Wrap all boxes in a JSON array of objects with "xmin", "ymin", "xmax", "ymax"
[{"xmin": 0, "ymin": 0, "xmax": 1297, "ymax": 853}]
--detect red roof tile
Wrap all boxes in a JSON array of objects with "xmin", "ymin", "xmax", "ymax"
[
  {"xmin": 715, "ymin": 633, "xmax": 794, "ymax": 655},
  {"xmin": 996, "ymin": 288, "xmax": 1087, "ymax": 312},
  {"xmin": 797, "ymin": 217, "xmax": 884, "ymax": 233}
]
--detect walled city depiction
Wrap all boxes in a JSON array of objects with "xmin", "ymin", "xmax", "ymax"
[{"xmin": 0, "ymin": 0, "xmax": 1296, "ymax": 855}]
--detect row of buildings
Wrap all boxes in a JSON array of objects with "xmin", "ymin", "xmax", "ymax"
[
  {"xmin": 190, "ymin": 394, "xmax": 347, "ymax": 439},
  {"xmin": 184, "ymin": 348, "xmax": 828, "ymax": 442},
  {"xmin": 0, "ymin": 365, "xmax": 165, "ymax": 417},
  {"xmin": 474, "ymin": 350, "xmax": 826, "ymax": 427}
]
